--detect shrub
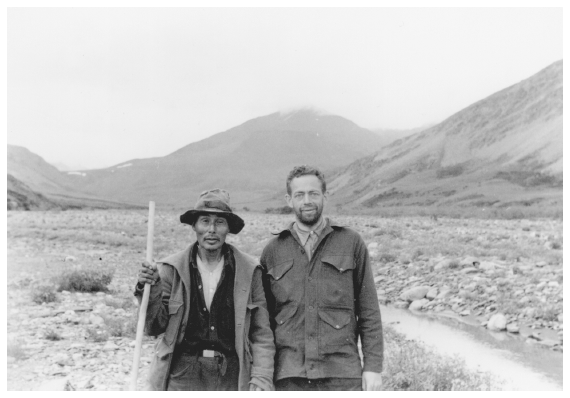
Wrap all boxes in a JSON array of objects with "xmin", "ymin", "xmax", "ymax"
[
  {"xmin": 379, "ymin": 252, "xmax": 397, "ymax": 263},
  {"xmin": 383, "ymin": 326, "xmax": 495, "ymax": 390},
  {"xmin": 32, "ymin": 284, "xmax": 58, "ymax": 304},
  {"xmin": 86, "ymin": 327, "xmax": 109, "ymax": 342},
  {"xmin": 374, "ymin": 227, "xmax": 403, "ymax": 239},
  {"xmin": 56, "ymin": 267, "xmax": 114, "ymax": 293},
  {"xmin": 103, "ymin": 314, "xmax": 137, "ymax": 338},
  {"xmin": 264, "ymin": 206, "xmax": 293, "ymax": 214},
  {"xmin": 44, "ymin": 329, "xmax": 63, "ymax": 341}
]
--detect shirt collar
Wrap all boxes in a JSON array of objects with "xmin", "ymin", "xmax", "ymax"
[
  {"xmin": 293, "ymin": 216, "xmax": 327, "ymax": 245},
  {"xmin": 190, "ymin": 242, "xmax": 234, "ymax": 271}
]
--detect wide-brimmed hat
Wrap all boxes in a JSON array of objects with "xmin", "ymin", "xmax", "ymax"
[{"xmin": 180, "ymin": 189, "xmax": 245, "ymax": 234}]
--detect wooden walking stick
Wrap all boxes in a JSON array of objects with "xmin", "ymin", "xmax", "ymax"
[{"xmin": 129, "ymin": 201, "xmax": 155, "ymax": 390}]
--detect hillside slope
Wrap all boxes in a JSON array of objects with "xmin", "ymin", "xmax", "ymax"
[{"xmin": 328, "ymin": 60, "xmax": 563, "ymax": 211}]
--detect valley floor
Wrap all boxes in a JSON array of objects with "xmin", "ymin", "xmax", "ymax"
[{"xmin": 6, "ymin": 210, "xmax": 563, "ymax": 390}]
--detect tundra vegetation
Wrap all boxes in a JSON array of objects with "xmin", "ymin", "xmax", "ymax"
[{"xmin": 7, "ymin": 209, "xmax": 562, "ymax": 390}]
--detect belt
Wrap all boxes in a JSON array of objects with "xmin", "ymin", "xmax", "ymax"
[{"xmin": 197, "ymin": 349, "xmax": 222, "ymax": 358}]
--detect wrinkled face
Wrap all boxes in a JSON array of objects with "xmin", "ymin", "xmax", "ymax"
[
  {"xmin": 192, "ymin": 214, "xmax": 229, "ymax": 252},
  {"xmin": 286, "ymin": 175, "xmax": 327, "ymax": 227}
]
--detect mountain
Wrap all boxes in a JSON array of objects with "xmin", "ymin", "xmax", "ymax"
[
  {"xmin": 327, "ymin": 60, "xmax": 563, "ymax": 211},
  {"xmin": 7, "ymin": 145, "xmax": 144, "ymax": 210},
  {"xmin": 7, "ymin": 145, "xmax": 77, "ymax": 195},
  {"xmin": 371, "ymin": 125, "xmax": 433, "ymax": 147},
  {"xmin": 63, "ymin": 109, "xmax": 387, "ymax": 208},
  {"xmin": 7, "ymin": 174, "xmax": 59, "ymax": 210}
]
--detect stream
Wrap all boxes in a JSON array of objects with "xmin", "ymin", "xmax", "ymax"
[{"xmin": 380, "ymin": 305, "xmax": 563, "ymax": 391}]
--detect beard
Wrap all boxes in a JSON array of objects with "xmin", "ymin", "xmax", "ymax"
[{"xmin": 295, "ymin": 205, "xmax": 323, "ymax": 226}]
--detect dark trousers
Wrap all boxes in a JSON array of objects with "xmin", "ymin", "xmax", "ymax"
[
  {"xmin": 167, "ymin": 352, "xmax": 240, "ymax": 391},
  {"xmin": 276, "ymin": 377, "xmax": 362, "ymax": 391}
]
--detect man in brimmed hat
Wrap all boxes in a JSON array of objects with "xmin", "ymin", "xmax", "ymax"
[{"xmin": 135, "ymin": 189, "xmax": 275, "ymax": 391}]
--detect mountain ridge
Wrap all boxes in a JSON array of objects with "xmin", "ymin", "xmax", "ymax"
[{"xmin": 327, "ymin": 60, "xmax": 562, "ymax": 211}]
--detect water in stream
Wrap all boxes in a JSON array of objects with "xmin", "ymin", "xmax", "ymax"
[{"xmin": 381, "ymin": 305, "xmax": 563, "ymax": 391}]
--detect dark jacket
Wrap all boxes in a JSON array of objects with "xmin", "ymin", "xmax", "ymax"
[
  {"xmin": 260, "ymin": 218, "xmax": 383, "ymax": 381},
  {"xmin": 135, "ymin": 243, "xmax": 275, "ymax": 390}
]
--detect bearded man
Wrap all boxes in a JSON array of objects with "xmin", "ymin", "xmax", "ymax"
[{"xmin": 260, "ymin": 165, "xmax": 384, "ymax": 391}]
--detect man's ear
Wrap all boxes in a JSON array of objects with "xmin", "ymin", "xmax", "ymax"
[
  {"xmin": 323, "ymin": 190, "xmax": 329, "ymax": 202},
  {"xmin": 285, "ymin": 194, "xmax": 292, "ymax": 208}
]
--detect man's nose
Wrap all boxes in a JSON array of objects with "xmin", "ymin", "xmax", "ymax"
[
  {"xmin": 207, "ymin": 222, "xmax": 216, "ymax": 232},
  {"xmin": 302, "ymin": 194, "xmax": 311, "ymax": 204}
]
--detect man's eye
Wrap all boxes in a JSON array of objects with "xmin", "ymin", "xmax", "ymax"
[
  {"xmin": 309, "ymin": 192, "xmax": 320, "ymax": 198},
  {"xmin": 294, "ymin": 193, "xmax": 304, "ymax": 199}
]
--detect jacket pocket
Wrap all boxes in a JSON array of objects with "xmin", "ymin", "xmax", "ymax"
[
  {"xmin": 267, "ymin": 259, "xmax": 294, "ymax": 281},
  {"xmin": 274, "ymin": 305, "xmax": 298, "ymax": 349},
  {"xmin": 321, "ymin": 255, "xmax": 355, "ymax": 273},
  {"xmin": 164, "ymin": 299, "xmax": 183, "ymax": 345},
  {"xmin": 318, "ymin": 308, "xmax": 353, "ymax": 347}
]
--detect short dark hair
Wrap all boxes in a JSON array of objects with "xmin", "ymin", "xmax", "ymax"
[{"xmin": 286, "ymin": 165, "xmax": 327, "ymax": 195}]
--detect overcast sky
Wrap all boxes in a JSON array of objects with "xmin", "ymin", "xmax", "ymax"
[{"xmin": 7, "ymin": 7, "xmax": 562, "ymax": 170}]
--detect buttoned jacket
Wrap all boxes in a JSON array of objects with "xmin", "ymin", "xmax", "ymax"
[
  {"xmin": 135, "ymin": 243, "xmax": 275, "ymax": 390},
  {"xmin": 260, "ymin": 218, "xmax": 383, "ymax": 381}
]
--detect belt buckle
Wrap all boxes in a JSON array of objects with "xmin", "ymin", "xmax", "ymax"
[{"xmin": 203, "ymin": 349, "xmax": 215, "ymax": 357}]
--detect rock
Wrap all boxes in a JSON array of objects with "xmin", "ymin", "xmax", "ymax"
[
  {"xmin": 426, "ymin": 288, "xmax": 438, "ymax": 300},
  {"xmin": 61, "ymin": 291, "xmax": 71, "ymax": 296},
  {"xmin": 461, "ymin": 267, "xmax": 479, "ymax": 274},
  {"xmin": 523, "ymin": 307, "xmax": 536, "ymax": 318},
  {"xmin": 374, "ymin": 275, "xmax": 385, "ymax": 284},
  {"xmin": 538, "ymin": 339, "xmax": 558, "ymax": 348},
  {"xmin": 479, "ymin": 261, "xmax": 498, "ymax": 271},
  {"xmin": 376, "ymin": 266, "xmax": 390, "ymax": 275},
  {"xmin": 36, "ymin": 378, "xmax": 75, "ymax": 391},
  {"xmin": 436, "ymin": 288, "xmax": 452, "ymax": 299},
  {"xmin": 434, "ymin": 259, "xmax": 453, "ymax": 270},
  {"xmin": 64, "ymin": 256, "xmax": 77, "ymax": 262},
  {"xmin": 7, "ymin": 356, "xmax": 16, "ymax": 364},
  {"xmin": 548, "ymin": 281, "xmax": 560, "ymax": 288},
  {"xmin": 367, "ymin": 242, "xmax": 379, "ymax": 250},
  {"xmin": 393, "ymin": 301, "xmax": 410, "ymax": 309},
  {"xmin": 400, "ymin": 286, "xmax": 430, "ymax": 302},
  {"xmin": 377, "ymin": 295, "xmax": 388, "ymax": 305},
  {"xmin": 88, "ymin": 314, "xmax": 105, "ymax": 325},
  {"xmin": 103, "ymin": 341, "xmax": 119, "ymax": 351},
  {"xmin": 487, "ymin": 313, "xmax": 507, "ymax": 331},
  {"xmin": 72, "ymin": 353, "xmax": 83, "ymax": 361},
  {"xmin": 459, "ymin": 256, "xmax": 480, "ymax": 268},
  {"xmin": 557, "ymin": 313, "xmax": 563, "ymax": 323},
  {"xmin": 535, "ymin": 261, "xmax": 547, "ymax": 268},
  {"xmin": 459, "ymin": 309, "xmax": 471, "ymax": 316},
  {"xmin": 458, "ymin": 290, "xmax": 476, "ymax": 300},
  {"xmin": 506, "ymin": 323, "xmax": 519, "ymax": 333},
  {"xmin": 409, "ymin": 299, "xmax": 429, "ymax": 311}
]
